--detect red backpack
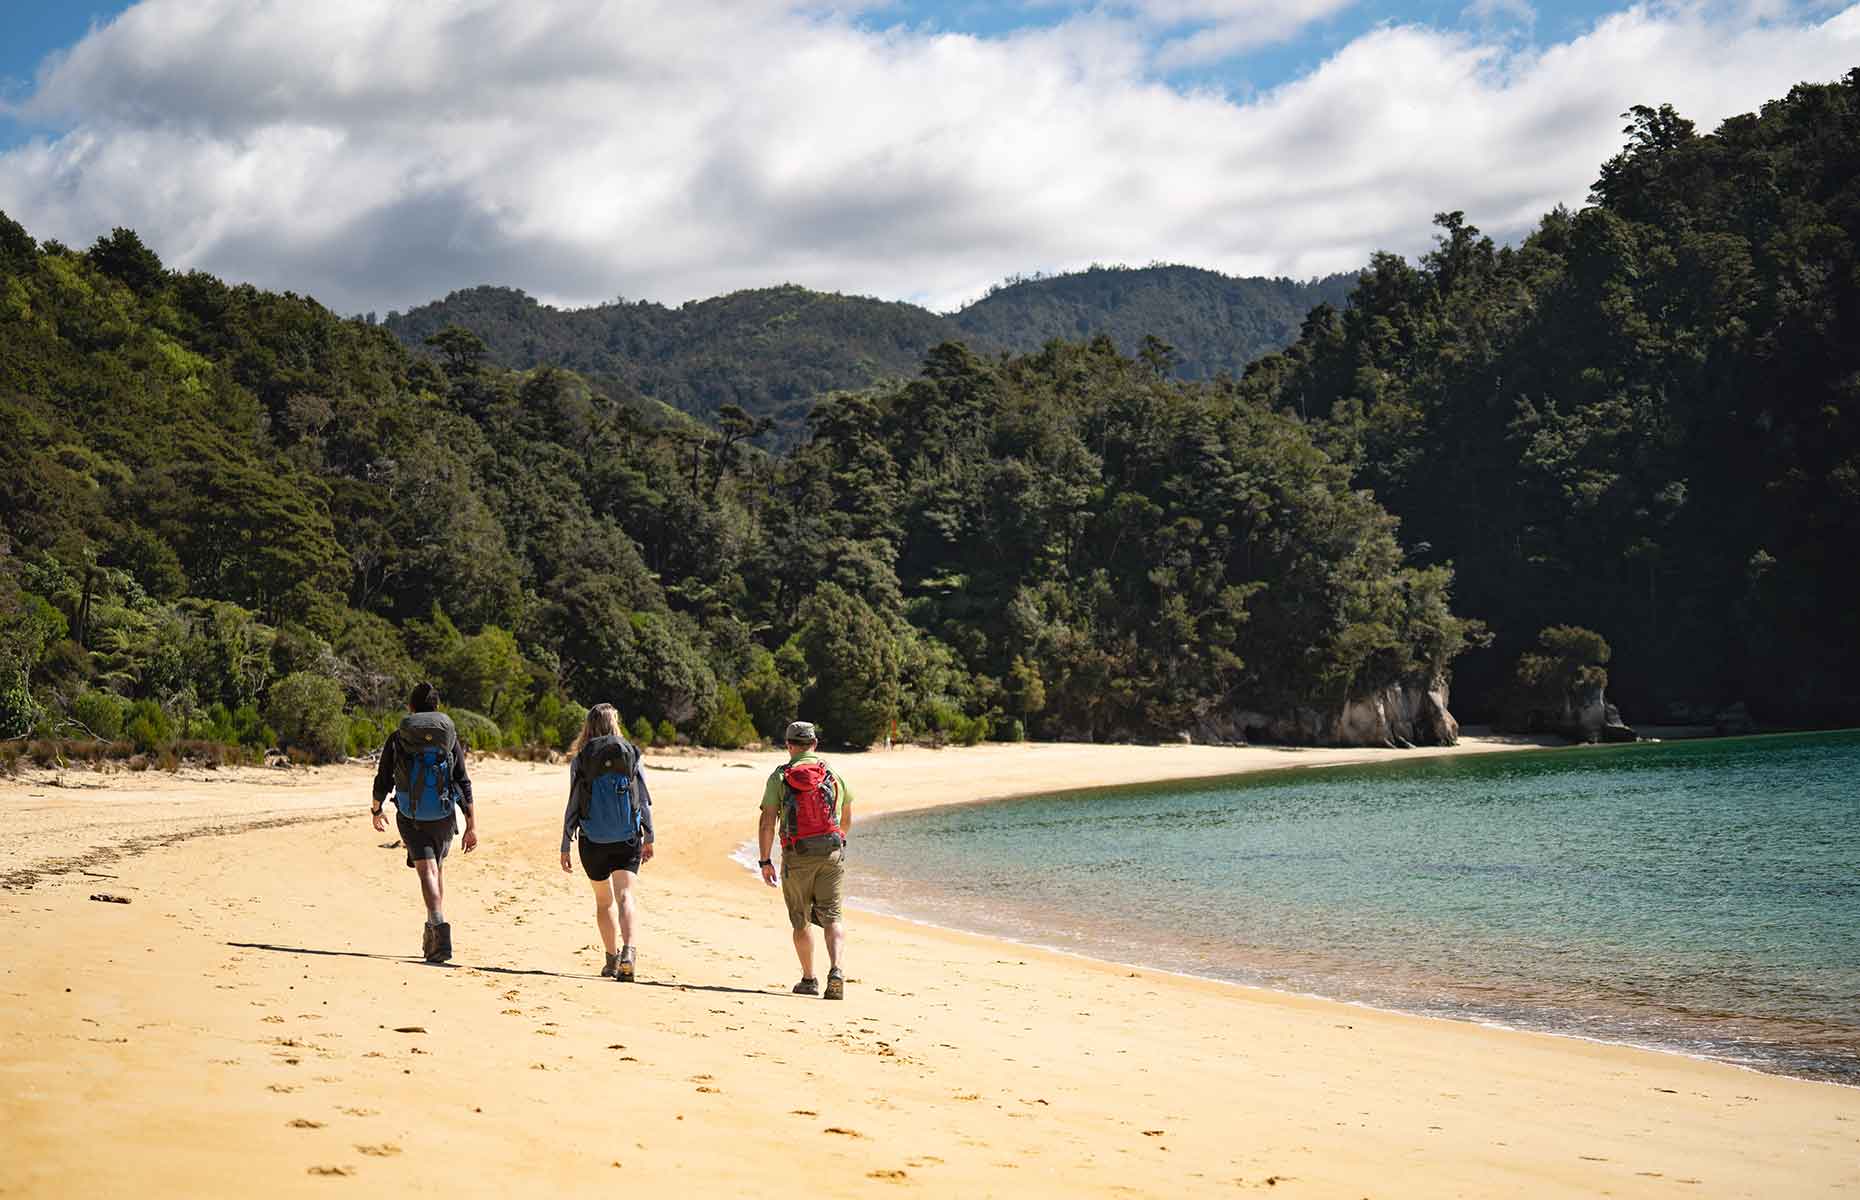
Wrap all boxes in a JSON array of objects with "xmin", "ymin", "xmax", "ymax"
[{"xmin": 780, "ymin": 760, "xmax": 842, "ymax": 853}]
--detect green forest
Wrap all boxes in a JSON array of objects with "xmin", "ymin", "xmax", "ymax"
[
  {"xmin": 1240, "ymin": 72, "xmax": 1860, "ymax": 726},
  {"xmin": 2, "ymin": 70, "xmax": 1855, "ymax": 766}
]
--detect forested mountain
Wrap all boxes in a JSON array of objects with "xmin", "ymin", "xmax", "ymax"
[
  {"xmin": 952, "ymin": 265, "xmax": 1358, "ymax": 380},
  {"xmin": 0, "ymin": 212, "xmax": 1469, "ymax": 762},
  {"xmin": 384, "ymin": 284, "xmax": 961, "ymax": 444},
  {"xmin": 382, "ymin": 266, "xmax": 1356, "ymax": 442},
  {"xmin": 1240, "ymin": 70, "xmax": 1860, "ymax": 726}
]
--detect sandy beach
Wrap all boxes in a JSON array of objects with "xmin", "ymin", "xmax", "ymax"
[{"xmin": 2, "ymin": 738, "xmax": 1855, "ymax": 1198}]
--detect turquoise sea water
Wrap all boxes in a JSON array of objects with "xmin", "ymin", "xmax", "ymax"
[{"xmin": 851, "ymin": 730, "xmax": 1860, "ymax": 1083}]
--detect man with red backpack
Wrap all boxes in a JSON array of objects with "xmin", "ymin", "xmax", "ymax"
[{"xmin": 757, "ymin": 720, "xmax": 852, "ymax": 999}]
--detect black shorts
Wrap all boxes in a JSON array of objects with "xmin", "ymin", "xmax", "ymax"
[
  {"xmin": 578, "ymin": 837, "xmax": 643, "ymax": 881},
  {"xmin": 396, "ymin": 812, "xmax": 456, "ymax": 868}
]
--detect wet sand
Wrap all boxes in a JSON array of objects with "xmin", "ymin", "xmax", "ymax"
[{"xmin": 2, "ymin": 739, "xmax": 1855, "ymax": 1197}]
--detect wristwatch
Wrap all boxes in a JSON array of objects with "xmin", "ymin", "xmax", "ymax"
[{"xmin": 758, "ymin": 858, "xmax": 773, "ymax": 867}]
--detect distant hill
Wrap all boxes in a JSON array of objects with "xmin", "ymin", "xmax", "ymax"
[
  {"xmin": 952, "ymin": 265, "xmax": 1359, "ymax": 380},
  {"xmin": 383, "ymin": 283, "xmax": 960, "ymax": 440},
  {"xmin": 383, "ymin": 264, "xmax": 1358, "ymax": 439}
]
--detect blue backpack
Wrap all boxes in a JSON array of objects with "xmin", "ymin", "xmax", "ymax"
[
  {"xmin": 575, "ymin": 735, "xmax": 641, "ymax": 844},
  {"xmin": 392, "ymin": 712, "xmax": 457, "ymax": 822}
]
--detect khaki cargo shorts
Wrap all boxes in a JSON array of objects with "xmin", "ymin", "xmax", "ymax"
[{"xmin": 781, "ymin": 847, "xmax": 844, "ymax": 931}]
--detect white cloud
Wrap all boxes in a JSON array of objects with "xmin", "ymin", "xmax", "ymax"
[{"xmin": 0, "ymin": 0, "xmax": 1853, "ymax": 316}]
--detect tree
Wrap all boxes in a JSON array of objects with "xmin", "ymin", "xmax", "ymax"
[
  {"xmin": 425, "ymin": 325, "xmax": 489, "ymax": 377},
  {"xmin": 87, "ymin": 227, "xmax": 165, "ymax": 295},
  {"xmin": 795, "ymin": 584, "xmax": 899, "ymax": 749}
]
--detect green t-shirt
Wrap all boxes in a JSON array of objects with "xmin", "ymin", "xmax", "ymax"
[{"xmin": 761, "ymin": 752, "xmax": 851, "ymax": 826}]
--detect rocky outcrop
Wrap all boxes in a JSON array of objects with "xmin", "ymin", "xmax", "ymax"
[
  {"xmin": 1202, "ymin": 673, "xmax": 1461, "ymax": 748},
  {"xmin": 1564, "ymin": 683, "xmax": 1636, "ymax": 742}
]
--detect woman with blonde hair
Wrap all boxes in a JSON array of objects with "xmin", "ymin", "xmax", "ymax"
[{"xmin": 560, "ymin": 703, "xmax": 655, "ymax": 981}]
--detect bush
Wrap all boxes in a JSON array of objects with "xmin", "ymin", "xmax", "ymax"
[
  {"xmin": 630, "ymin": 716, "xmax": 654, "ymax": 748},
  {"xmin": 700, "ymin": 685, "xmax": 759, "ymax": 749},
  {"xmin": 557, "ymin": 701, "xmax": 588, "ymax": 751},
  {"xmin": 739, "ymin": 643, "xmax": 803, "ymax": 742},
  {"xmin": 70, "ymin": 689, "xmax": 128, "ymax": 742},
  {"xmin": 264, "ymin": 671, "xmax": 346, "ymax": 761},
  {"xmin": 656, "ymin": 718, "xmax": 677, "ymax": 747},
  {"xmin": 346, "ymin": 713, "xmax": 386, "ymax": 757},
  {"xmin": 446, "ymin": 707, "xmax": 502, "ymax": 752},
  {"xmin": 201, "ymin": 702, "xmax": 273, "ymax": 749},
  {"xmin": 124, "ymin": 698, "xmax": 175, "ymax": 752},
  {"xmin": 0, "ymin": 671, "xmax": 41, "ymax": 739}
]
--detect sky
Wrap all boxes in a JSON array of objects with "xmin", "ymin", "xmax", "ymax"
[{"xmin": 0, "ymin": 0, "xmax": 1855, "ymax": 316}]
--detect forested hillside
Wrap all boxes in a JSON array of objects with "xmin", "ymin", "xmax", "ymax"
[
  {"xmin": 382, "ymin": 266, "xmax": 1356, "ymax": 442},
  {"xmin": 5, "ymin": 71, "xmax": 1853, "ymax": 766},
  {"xmin": 384, "ymin": 284, "xmax": 962, "ymax": 445},
  {"xmin": 0, "ymin": 215, "xmax": 1471, "ymax": 762},
  {"xmin": 1241, "ymin": 70, "xmax": 1860, "ymax": 725},
  {"xmin": 952, "ymin": 265, "xmax": 1358, "ymax": 380}
]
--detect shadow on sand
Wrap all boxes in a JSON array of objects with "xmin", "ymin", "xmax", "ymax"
[{"xmin": 225, "ymin": 941, "xmax": 775, "ymax": 996}]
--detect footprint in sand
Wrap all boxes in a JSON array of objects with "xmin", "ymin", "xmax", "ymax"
[
  {"xmin": 267, "ymin": 1084, "xmax": 300, "ymax": 1094},
  {"xmin": 306, "ymin": 1165, "xmax": 354, "ymax": 1176},
  {"xmin": 287, "ymin": 1118, "xmax": 326, "ymax": 1129},
  {"xmin": 356, "ymin": 1144, "xmax": 402, "ymax": 1157},
  {"xmin": 339, "ymin": 1108, "xmax": 379, "ymax": 1118}
]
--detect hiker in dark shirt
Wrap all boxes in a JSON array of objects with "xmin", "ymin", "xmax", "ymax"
[
  {"xmin": 560, "ymin": 703, "xmax": 655, "ymax": 981},
  {"xmin": 370, "ymin": 682, "xmax": 478, "ymax": 962}
]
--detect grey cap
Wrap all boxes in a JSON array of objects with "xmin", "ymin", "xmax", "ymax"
[{"xmin": 783, "ymin": 721, "xmax": 818, "ymax": 744}]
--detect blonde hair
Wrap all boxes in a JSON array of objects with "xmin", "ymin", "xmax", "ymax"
[{"xmin": 570, "ymin": 703, "xmax": 625, "ymax": 756}]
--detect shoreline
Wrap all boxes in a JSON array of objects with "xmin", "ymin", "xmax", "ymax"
[
  {"xmin": 836, "ymin": 735, "xmax": 1860, "ymax": 1090},
  {"xmin": 4, "ymin": 738, "xmax": 1857, "ymax": 1197},
  {"xmin": 839, "ymin": 888, "xmax": 1858, "ymax": 1093}
]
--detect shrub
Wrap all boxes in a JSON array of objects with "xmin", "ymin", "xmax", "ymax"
[
  {"xmin": 446, "ymin": 707, "xmax": 502, "ymax": 752},
  {"xmin": 346, "ymin": 713, "xmax": 385, "ymax": 758},
  {"xmin": 0, "ymin": 671, "xmax": 41, "ymax": 739},
  {"xmin": 739, "ymin": 642, "xmax": 803, "ymax": 742},
  {"xmin": 557, "ymin": 701, "xmax": 588, "ymax": 751},
  {"xmin": 264, "ymin": 671, "xmax": 347, "ymax": 761},
  {"xmin": 700, "ymin": 685, "xmax": 759, "ymax": 749},
  {"xmin": 655, "ymin": 718, "xmax": 677, "ymax": 747},
  {"xmin": 70, "ymin": 689, "xmax": 128, "ymax": 742},
  {"xmin": 202, "ymin": 702, "xmax": 274, "ymax": 749},
  {"xmin": 124, "ymin": 698, "xmax": 175, "ymax": 752},
  {"xmin": 630, "ymin": 717, "xmax": 654, "ymax": 748}
]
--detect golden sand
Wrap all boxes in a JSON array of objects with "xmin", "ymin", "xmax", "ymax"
[{"xmin": 2, "ymin": 739, "xmax": 1854, "ymax": 1197}]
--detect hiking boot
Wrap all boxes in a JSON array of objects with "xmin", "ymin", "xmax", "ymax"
[
  {"xmin": 600, "ymin": 951, "xmax": 619, "ymax": 979},
  {"xmin": 823, "ymin": 967, "xmax": 844, "ymax": 1000},
  {"xmin": 793, "ymin": 976, "xmax": 819, "ymax": 996},
  {"xmin": 429, "ymin": 921, "xmax": 452, "ymax": 963},
  {"xmin": 617, "ymin": 947, "xmax": 636, "ymax": 983},
  {"xmin": 421, "ymin": 922, "xmax": 436, "ymax": 961}
]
